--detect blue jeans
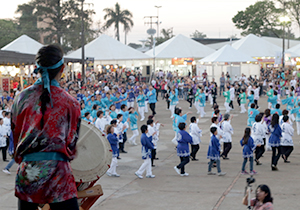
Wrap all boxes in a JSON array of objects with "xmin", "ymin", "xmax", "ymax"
[
  {"xmin": 208, "ymin": 159, "xmax": 221, "ymax": 173},
  {"xmin": 5, "ymin": 158, "xmax": 15, "ymax": 170},
  {"xmin": 178, "ymin": 89, "xmax": 183, "ymax": 99},
  {"xmin": 242, "ymin": 157, "xmax": 253, "ymax": 171}
]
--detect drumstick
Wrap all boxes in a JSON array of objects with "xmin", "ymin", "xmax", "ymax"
[{"xmin": 77, "ymin": 185, "xmax": 103, "ymax": 198}]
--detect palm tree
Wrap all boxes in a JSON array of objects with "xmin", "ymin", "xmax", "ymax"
[{"xmin": 103, "ymin": 3, "xmax": 134, "ymax": 41}]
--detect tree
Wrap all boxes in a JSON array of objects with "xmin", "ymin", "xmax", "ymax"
[
  {"xmin": 0, "ymin": 19, "xmax": 22, "ymax": 48},
  {"xmin": 232, "ymin": 0, "xmax": 282, "ymax": 37},
  {"xmin": 190, "ymin": 30, "xmax": 207, "ymax": 38},
  {"xmin": 16, "ymin": 0, "xmax": 97, "ymax": 53},
  {"xmin": 155, "ymin": 28, "xmax": 174, "ymax": 45},
  {"xmin": 277, "ymin": 0, "xmax": 300, "ymax": 31},
  {"xmin": 103, "ymin": 2, "xmax": 134, "ymax": 41}
]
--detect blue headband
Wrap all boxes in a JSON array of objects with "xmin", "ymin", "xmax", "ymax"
[{"xmin": 34, "ymin": 58, "xmax": 64, "ymax": 107}]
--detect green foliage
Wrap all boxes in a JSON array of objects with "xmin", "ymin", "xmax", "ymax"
[
  {"xmin": 0, "ymin": 19, "xmax": 22, "ymax": 48},
  {"xmin": 190, "ymin": 30, "xmax": 207, "ymax": 39},
  {"xmin": 232, "ymin": 0, "xmax": 282, "ymax": 37},
  {"xmin": 155, "ymin": 28, "xmax": 174, "ymax": 45},
  {"xmin": 103, "ymin": 2, "xmax": 134, "ymax": 41},
  {"xmin": 277, "ymin": 0, "xmax": 300, "ymax": 29}
]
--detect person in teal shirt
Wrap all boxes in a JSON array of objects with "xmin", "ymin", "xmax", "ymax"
[
  {"xmin": 80, "ymin": 102, "xmax": 88, "ymax": 117},
  {"xmin": 83, "ymin": 112, "xmax": 94, "ymax": 123},
  {"xmin": 102, "ymin": 93, "xmax": 114, "ymax": 109},
  {"xmin": 91, "ymin": 104, "xmax": 100, "ymax": 120},
  {"xmin": 271, "ymin": 104, "xmax": 282, "ymax": 116},
  {"xmin": 121, "ymin": 89, "xmax": 128, "ymax": 106},
  {"xmin": 109, "ymin": 104, "xmax": 118, "ymax": 120},
  {"xmin": 266, "ymin": 85, "xmax": 274, "ymax": 108},
  {"xmin": 282, "ymin": 93, "xmax": 295, "ymax": 110},
  {"xmin": 290, "ymin": 101, "xmax": 300, "ymax": 135},
  {"xmin": 223, "ymin": 86, "xmax": 231, "ymax": 113},
  {"xmin": 247, "ymin": 103, "xmax": 259, "ymax": 126},
  {"xmin": 169, "ymin": 89, "xmax": 178, "ymax": 118},
  {"xmin": 268, "ymin": 92, "xmax": 278, "ymax": 109},
  {"xmin": 137, "ymin": 90, "xmax": 146, "ymax": 121},
  {"xmin": 147, "ymin": 85, "xmax": 157, "ymax": 115},
  {"xmin": 247, "ymin": 91, "xmax": 254, "ymax": 108},
  {"xmin": 199, "ymin": 88, "xmax": 206, "ymax": 117},
  {"xmin": 128, "ymin": 107, "xmax": 139, "ymax": 145}
]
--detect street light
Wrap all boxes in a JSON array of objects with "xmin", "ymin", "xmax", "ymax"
[
  {"xmin": 155, "ymin": 6, "xmax": 162, "ymax": 38},
  {"xmin": 279, "ymin": 15, "xmax": 290, "ymax": 69}
]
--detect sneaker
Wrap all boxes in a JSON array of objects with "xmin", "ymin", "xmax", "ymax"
[
  {"xmin": 207, "ymin": 171, "xmax": 216, "ymax": 175},
  {"xmin": 241, "ymin": 171, "xmax": 249, "ymax": 175},
  {"xmin": 135, "ymin": 172, "xmax": 143, "ymax": 179},
  {"xmin": 250, "ymin": 170, "xmax": 257, "ymax": 175},
  {"xmin": 174, "ymin": 166, "xmax": 180, "ymax": 175},
  {"xmin": 106, "ymin": 172, "xmax": 112, "ymax": 177},
  {"xmin": 146, "ymin": 175, "xmax": 155, "ymax": 178},
  {"xmin": 180, "ymin": 173, "xmax": 189, "ymax": 177},
  {"xmin": 271, "ymin": 164, "xmax": 278, "ymax": 171},
  {"xmin": 112, "ymin": 173, "xmax": 120, "ymax": 177},
  {"xmin": 2, "ymin": 169, "xmax": 11, "ymax": 175},
  {"xmin": 217, "ymin": 172, "xmax": 226, "ymax": 176}
]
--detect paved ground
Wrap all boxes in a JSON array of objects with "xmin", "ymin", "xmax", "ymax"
[{"xmin": 0, "ymin": 95, "xmax": 299, "ymax": 210}]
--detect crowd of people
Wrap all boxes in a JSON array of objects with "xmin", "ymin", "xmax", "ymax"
[{"xmin": 3, "ymin": 59, "xmax": 300, "ymax": 209}]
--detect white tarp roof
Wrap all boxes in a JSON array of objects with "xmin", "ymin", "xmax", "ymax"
[
  {"xmin": 199, "ymin": 44, "xmax": 257, "ymax": 63},
  {"xmin": 145, "ymin": 34, "xmax": 215, "ymax": 58},
  {"xmin": 286, "ymin": 43, "xmax": 300, "ymax": 57},
  {"xmin": 67, "ymin": 34, "xmax": 151, "ymax": 60},
  {"xmin": 261, "ymin": 36, "xmax": 300, "ymax": 49},
  {"xmin": 232, "ymin": 34, "xmax": 282, "ymax": 57},
  {"xmin": 206, "ymin": 40, "xmax": 238, "ymax": 50},
  {"xmin": 1, "ymin": 34, "xmax": 43, "ymax": 55}
]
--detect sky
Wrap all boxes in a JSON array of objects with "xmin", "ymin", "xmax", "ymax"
[{"xmin": 2, "ymin": 0, "xmax": 298, "ymax": 45}]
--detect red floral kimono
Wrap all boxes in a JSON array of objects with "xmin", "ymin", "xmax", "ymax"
[{"xmin": 11, "ymin": 84, "xmax": 81, "ymax": 204}]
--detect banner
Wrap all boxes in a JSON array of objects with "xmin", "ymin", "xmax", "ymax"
[
  {"xmin": 86, "ymin": 57, "xmax": 94, "ymax": 72},
  {"xmin": 172, "ymin": 58, "xmax": 194, "ymax": 65},
  {"xmin": 1, "ymin": 78, "xmax": 10, "ymax": 92}
]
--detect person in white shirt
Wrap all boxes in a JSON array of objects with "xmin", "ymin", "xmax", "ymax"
[
  {"xmin": 254, "ymin": 85, "xmax": 260, "ymax": 109},
  {"xmin": 210, "ymin": 117, "xmax": 224, "ymax": 140},
  {"xmin": 147, "ymin": 119, "xmax": 159, "ymax": 167},
  {"xmin": 290, "ymin": 77, "xmax": 297, "ymax": 89},
  {"xmin": 3, "ymin": 112, "xmax": 11, "ymax": 135},
  {"xmin": 189, "ymin": 116, "xmax": 202, "ymax": 161},
  {"xmin": 0, "ymin": 118, "xmax": 8, "ymax": 162},
  {"xmin": 95, "ymin": 110, "xmax": 110, "ymax": 135},
  {"xmin": 220, "ymin": 114, "xmax": 233, "ymax": 159},
  {"xmin": 251, "ymin": 114, "xmax": 265, "ymax": 165},
  {"xmin": 229, "ymin": 84, "xmax": 235, "ymax": 110},
  {"xmin": 281, "ymin": 116, "xmax": 294, "ymax": 163}
]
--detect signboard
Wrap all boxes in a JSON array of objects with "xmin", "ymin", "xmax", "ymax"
[
  {"xmin": 86, "ymin": 57, "xmax": 94, "ymax": 72},
  {"xmin": 257, "ymin": 59, "xmax": 275, "ymax": 63},
  {"xmin": 1, "ymin": 78, "xmax": 10, "ymax": 92},
  {"xmin": 172, "ymin": 58, "xmax": 194, "ymax": 65}
]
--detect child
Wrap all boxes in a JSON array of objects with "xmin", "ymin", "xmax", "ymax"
[
  {"xmin": 135, "ymin": 125, "xmax": 155, "ymax": 179},
  {"xmin": 251, "ymin": 114, "xmax": 265, "ymax": 165},
  {"xmin": 106, "ymin": 125, "xmax": 120, "ymax": 177},
  {"xmin": 137, "ymin": 90, "xmax": 146, "ymax": 121},
  {"xmin": 280, "ymin": 115, "xmax": 294, "ymax": 163},
  {"xmin": 268, "ymin": 113, "xmax": 282, "ymax": 171},
  {"xmin": 174, "ymin": 122, "xmax": 193, "ymax": 177},
  {"xmin": 189, "ymin": 116, "xmax": 202, "ymax": 161},
  {"xmin": 128, "ymin": 107, "xmax": 139, "ymax": 146},
  {"xmin": 240, "ymin": 128, "xmax": 257, "ymax": 175},
  {"xmin": 207, "ymin": 127, "xmax": 226, "ymax": 176}
]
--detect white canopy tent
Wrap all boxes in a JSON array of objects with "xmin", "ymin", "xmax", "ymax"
[
  {"xmin": 232, "ymin": 34, "xmax": 282, "ymax": 57},
  {"xmin": 1, "ymin": 34, "xmax": 43, "ymax": 55},
  {"xmin": 286, "ymin": 43, "xmax": 300, "ymax": 57},
  {"xmin": 198, "ymin": 45, "xmax": 259, "ymax": 80}
]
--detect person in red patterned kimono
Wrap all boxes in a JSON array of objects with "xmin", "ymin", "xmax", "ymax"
[{"xmin": 11, "ymin": 44, "xmax": 81, "ymax": 210}]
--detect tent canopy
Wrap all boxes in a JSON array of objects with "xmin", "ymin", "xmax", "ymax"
[
  {"xmin": 145, "ymin": 34, "xmax": 215, "ymax": 58},
  {"xmin": 199, "ymin": 45, "xmax": 257, "ymax": 63},
  {"xmin": 67, "ymin": 34, "xmax": 151, "ymax": 60},
  {"xmin": 1, "ymin": 35, "xmax": 44, "ymax": 55},
  {"xmin": 286, "ymin": 43, "xmax": 300, "ymax": 57},
  {"xmin": 232, "ymin": 34, "xmax": 282, "ymax": 57}
]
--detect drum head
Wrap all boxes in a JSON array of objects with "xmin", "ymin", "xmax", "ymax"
[{"xmin": 71, "ymin": 120, "xmax": 112, "ymax": 182}]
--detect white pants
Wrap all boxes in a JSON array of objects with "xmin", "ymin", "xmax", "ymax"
[
  {"xmin": 194, "ymin": 101, "xmax": 201, "ymax": 113},
  {"xmin": 208, "ymin": 94, "xmax": 213, "ymax": 105},
  {"xmin": 224, "ymin": 102, "xmax": 231, "ymax": 113},
  {"xmin": 171, "ymin": 133, "xmax": 178, "ymax": 146},
  {"xmin": 136, "ymin": 158, "xmax": 152, "ymax": 176},
  {"xmin": 107, "ymin": 157, "xmax": 117, "ymax": 175},
  {"xmin": 268, "ymin": 102, "xmax": 271, "ymax": 109},
  {"xmin": 138, "ymin": 106, "xmax": 145, "ymax": 120},
  {"xmin": 199, "ymin": 107, "xmax": 206, "ymax": 117},
  {"xmin": 297, "ymin": 122, "xmax": 300, "ymax": 135},
  {"xmin": 170, "ymin": 104, "xmax": 176, "ymax": 117},
  {"xmin": 128, "ymin": 101, "xmax": 134, "ymax": 108},
  {"xmin": 145, "ymin": 101, "xmax": 149, "ymax": 113},
  {"xmin": 240, "ymin": 104, "xmax": 246, "ymax": 113},
  {"xmin": 129, "ymin": 130, "xmax": 139, "ymax": 144}
]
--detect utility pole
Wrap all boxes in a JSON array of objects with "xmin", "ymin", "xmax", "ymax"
[
  {"xmin": 144, "ymin": 16, "xmax": 158, "ymax": 49},
  {"xmin": 155, "ymin": 6, "xmax": 162, "ymax": 38},
  {"xmin": 81, "ymin": 0, "xmax": 85, "ymax": 83}
]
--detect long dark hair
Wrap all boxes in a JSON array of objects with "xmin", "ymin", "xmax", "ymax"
[
  {"xmin": 256, "ymin": 184, "xmax": 273, "ymax": 204},
  {"xmin": 242, "ymin": 127, "xmax": 251, "ymax": 145},
  {"xmin": 271, "ymin": 113, "xmax": 279, "ymax": 128},
  {"xmin": 36, "ymin": 44, "xmax": 64, "ymax": 128}
]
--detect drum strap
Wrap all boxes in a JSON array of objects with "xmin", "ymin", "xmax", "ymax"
[{"xmin": 23, "ymin": 152, "xmax": 69, "ymax": 162}]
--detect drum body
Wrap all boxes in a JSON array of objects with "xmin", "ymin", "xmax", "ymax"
[{"xmin": 71, "ymin": 120, "xmax": 112, "ymax": 182}]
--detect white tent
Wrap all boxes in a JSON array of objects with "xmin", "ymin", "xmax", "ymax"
[
  {"xmin": 1, "ymin": 34, "xmax": 43, "ymax": 55},
  {"xmin": 199, "ymin": 45, "xmax": 257, "ymax": 63},
  {"xmin": 145, "ymin": 34, "xmax": 215, "ymax": 58},
  {"xmin": 232, "ymin": 34, "xmax": 282, "ymax": 57},
  {"xmin": 261, "ymin": 36, "xmax": 300, "ymax": 49},
  {"xmin": 206, "ymin": 40, "xmax": 238, "ymax": 50},
  {"xmin": 286, "ymin": 43, "xmax": 300, "ymax": 57},
  {"xmin": 67, "ymin": 34, "xmax": 151, "ymax": 60}
]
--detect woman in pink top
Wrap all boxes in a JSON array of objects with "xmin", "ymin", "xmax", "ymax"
[{"xmin": 243, "ymin": 184, "xmax": 273, "ymax": 210}]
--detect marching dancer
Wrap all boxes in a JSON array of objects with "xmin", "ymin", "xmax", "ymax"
[
  {"xmin": 128, "ymin": 107, "xmax": 139, "ymax": 146},
  {"xmin": 220, "ymin": 113, "xmax": 233, "ymax": 160},
  {"xmin": 189, "ymin": 116, "xmax": 202, "ymax": 161},
  {"xmin": 252, "ymin": 114, "xmax": 265, "ymax": 165},
  {"xmin": 198, "ymin": 88, "xmax": 206, "ymax": 117},
  {"xmin": 223, "ymin": 86, "xmax": 231, "ymax": 113},
  {"xmin": 280, "ymin": 116, "xmax": 294, "ymax": 163},
  {"xmin": 106, "ymin": 125, "xmax": 120, "ymax": 177},
  {"xmin": 290, "ymin": 101, "xmax": 300, "ymax": 135},
  {"xmin": 137, "ymin": 90, "xmax": 146, "ymax": 121},
  {"xmin": 240, "ymin": 128, "xmax": 257, "ymax": 175},
  {"xmin": 174, "ymin": 122, "xmax": 193, "ymax": 177},
  {"xmin": 247, "ymin": 103, "xmax": 259, "ymax": 126},
  {"xmin": 229, "ymin": 84, "xmax": 235, "ymax": 110},
  {"xmin": 135, "ymin": 125, "xmax": 155, "ymax": 179},
  {"xmin": 239, "ymin": 89, "xmax": 247, "ymax": 113},
  {"xmin": 269, "ymin": 114, "xmax": 282, "ymax": 171}
]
